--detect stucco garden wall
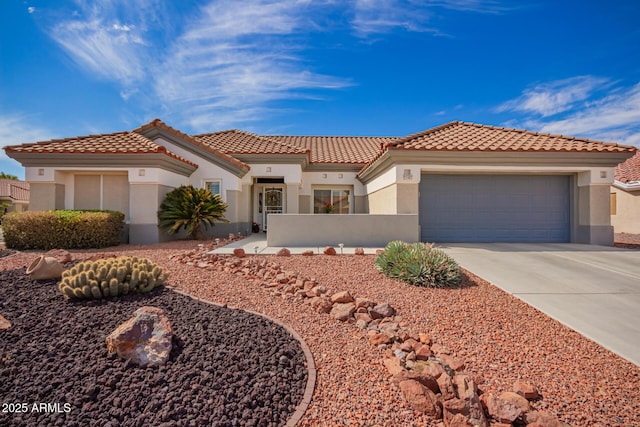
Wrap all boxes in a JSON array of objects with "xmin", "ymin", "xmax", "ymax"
[{"xmin": 267, "ymin": 214, "xmax": 419, "ymax": 247}]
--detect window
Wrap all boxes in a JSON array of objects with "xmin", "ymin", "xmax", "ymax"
[
  {"xmin": 313, "ymin": 188, "xmax": 351, "ymax": 214},
  {"xmin": 610, "ymin": 192, "xmax": 617, "ymax": 215},
  {"xmin": 205, "ymin": 180, "xmax": 222, "ymax": 198}
]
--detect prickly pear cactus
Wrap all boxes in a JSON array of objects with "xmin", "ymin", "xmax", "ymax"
[{"xmin": 58, "ymin": 256, "xmax": 170, "ymax": 300}]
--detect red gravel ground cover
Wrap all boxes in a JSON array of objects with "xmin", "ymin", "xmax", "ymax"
[{"xmin": 2, "ymin": 240, "xmax": 639, "ymax": 426}]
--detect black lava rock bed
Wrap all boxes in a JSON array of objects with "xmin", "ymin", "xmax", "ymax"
[{"xmin": 0, "ymin": 266, "xmax": 308, "ymax": 427}]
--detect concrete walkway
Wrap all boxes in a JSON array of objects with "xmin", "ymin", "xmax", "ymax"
[
  {"xmin": 209, "ymin": 233, "xmax": 383, "ymax": 255},
  {"xmin": 439, "ymin": 243, "xmax": 640, "ymax": 366}
]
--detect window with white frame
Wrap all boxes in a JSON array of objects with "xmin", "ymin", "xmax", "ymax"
[
  {"xmin": 313, "ymin": 188, "xmax": 351, "ymax": 214},
  {"xmin": 204, "ymin": 180, "xmax": 222, "ymax": 198}
]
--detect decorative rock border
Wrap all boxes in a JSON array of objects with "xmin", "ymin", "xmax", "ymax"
[{"xmin": 172, "ymin": 248, "xmax": 568, "ymax": 426}]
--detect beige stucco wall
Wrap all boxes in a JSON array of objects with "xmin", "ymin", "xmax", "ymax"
[
  {"xmin": 29, "ymin": 183, "xmax": 65, "ymax": 211},
  {"xmin": 611, "ymin": 186, "xmax": 640, "ymax": 234},
  {"xmin": 103, "ymin": 175, "xmax": 129, "ymax": 220},
  {"xmin": 367, "ymin": 183, "xmax": 418, "ymax": 214},
  {"xmin": 298, "ymin": 195, "xmax": 311, "ymax": 214},
  {"xmin": 575, "ymin": 181, "xmax": 614, "ymax": 245},
  {"xmin": 267, "ymin": 214, "xmax": 420, "ymax": 247},
  {"xmin": 367, "ymin": 185, "xmax": 396, "ymax": 214}
]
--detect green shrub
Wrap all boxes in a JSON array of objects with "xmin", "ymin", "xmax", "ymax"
[
  {"xmin": 2, "ymin": 210, "xmax": 124, "ymax": 250},
  {"xmin": 375, "ymin": 240, "xmax": 462, "ymax": 287},
  {"xmin": 58, "ymin": 256, "xmax": 169, "ymax": 300},
  {"xmin": 158, "ymin": 185, "xmax": 229, "ymax": 239}
]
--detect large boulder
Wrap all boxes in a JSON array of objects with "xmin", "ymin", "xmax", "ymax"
[
  {"xmin": 330, "ymin": 291, "xmax": 355, "ymax": 304},
  {"xmin": 369, "ymin": 303, "xmax": 395, "ymax": 319},
  {"xmin": 106, "ymin": 306, "xmax": 173, "ymax": 367},
  {"xmin": 398, "ymin": 379, "xmax": 442, "ymax": 418},
  {"xmin": 330, "ymin": 303, "xmax": 356, "ymax": 321}
]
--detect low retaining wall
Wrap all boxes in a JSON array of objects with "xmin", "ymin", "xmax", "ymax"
[{"xmin": 267, "ymin": 214, "xmax": 420, "ymax": 247}]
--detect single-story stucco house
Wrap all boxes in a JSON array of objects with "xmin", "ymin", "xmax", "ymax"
[
  {"xmin": 3, "ymin": 119, "xmax": 636, "ymax": 246},
  {"xmin": 611, "ymin": 151, "xmax": 640, "ymax": 234},
  {"xmin": 0, "ymin": 179, "xmax": 29, "ymax": 215}
]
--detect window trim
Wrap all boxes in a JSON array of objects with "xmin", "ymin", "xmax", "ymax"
[
  {"xmin": 312, "ymin": 185, "xmax": 353, "ymax": 214},
  {"xmin": 204, "ymin": 179, "xmax": 223, "ymax": 201}
]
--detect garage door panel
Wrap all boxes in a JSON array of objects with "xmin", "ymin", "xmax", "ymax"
[{"xmin": 420, "ymin": 174, "xmax": 570, "ymax": 243}]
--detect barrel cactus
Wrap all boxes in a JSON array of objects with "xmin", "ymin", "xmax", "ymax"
[
  {"xmin": 375, "ymin": 241, "xmax": 462, "ymax": 288},
  {"xmin": 58, "ymin": 256, "xmax": 170, "ymax": 300}
]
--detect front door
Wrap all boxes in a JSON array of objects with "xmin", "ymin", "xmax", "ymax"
[{"xmin": 262, "ymin": 187, "xmax": 284, "ymax": 231}]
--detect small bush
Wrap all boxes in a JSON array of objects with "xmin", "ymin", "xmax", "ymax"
[
  {"xmin": 2, "ymin": 210, "xmax": 124, "ymax": 250},
  {"xmin": 58, "ymin": 256, "xmax": 169, "ymax": 300},
  {"xmin": 375, "ymin": 240, "xmax": 462, "ymax": 287}
]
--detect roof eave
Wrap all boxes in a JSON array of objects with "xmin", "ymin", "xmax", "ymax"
[
  {"xmin": 5, "ymin": 152, "xmax": 198, "ymax": 177},
  {"xmin": 613, "ymin": 180, "xmax": 640, "ymax": 191},
  {"xmin": 358, "ymin": 148, "xmax": 638, "ymax": 183},
  {"xmin": 138, "ymin": 126, "xmax": 249, "ymax": 178}
]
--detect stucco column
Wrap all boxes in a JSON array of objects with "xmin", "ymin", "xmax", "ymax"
[
  {"xmin": 286, "ymin": 183, "xmax": 299, "ymax": 213},
  {"xmin": 129, "ymin": 183, "xmax": 163, "ymax": 244},
  {"xmin": 575, "ymin": 171, "xmax": 614, "ymax": 245},
  {"xmin": 29, "ymin": 182, "xmax": 65, "ymax": 211}
]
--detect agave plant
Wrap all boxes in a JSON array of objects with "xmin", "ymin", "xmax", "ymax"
[
  {"xmin": 375, "ymin": 240, "xmax": 462, "ymax": 287},
  {"xmin": 158, "ymin": 185, "xmax": 229, "ymax": 239}
]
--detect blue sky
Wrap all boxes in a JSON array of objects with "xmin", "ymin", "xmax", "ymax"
[{"xmin": 1, "ymin": 0, "xmax": 639, "ymax": 179}]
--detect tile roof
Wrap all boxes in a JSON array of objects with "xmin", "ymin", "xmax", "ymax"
[
  {"xmin": 267, "ymin": 135, "xmax": 396, "ymax": 164},
  {"xmin": 193, "ymin": 130, "xmax": 308, "ymax": 156},
  {"xmin": 0, "ymin": 179, "xmax": 29, "ymax": 202},
  {"xmin": 390, "ymin": 121, "xmax": 636, "ymax": 153},
  {"xmin": 4, "ymin": 130, "xmax": 199, "ymax": 168},
  {"xmin": 135, "ymin": 119, "xmax": 249, "ymax": 171},
  {"xmin": 615, "ymin": 151, "xmax": 640, "ymax": 183}
]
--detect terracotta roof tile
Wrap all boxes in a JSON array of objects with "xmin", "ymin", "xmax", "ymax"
[
  {"xmin": 391, "ymin": 121, "xmax": 635, "ymax": 153},
  {"xmin": 193, "ymin": 130, "xmax": 308, "ymax": 156},
  {"xmin": 135, "ymin": 119, "xmax": 248, "ymax": 171},
  {"xmin": 0, "ymin": 179, "xmax": 29, "ymax": 202},
  {"xmin": 4, "ymin": 130, "xmax": 198, "ymax": 168},
  {"xmin": 615, "ymin": 150, "xmax": 640, "ymax": 183},
  {"xmin": 267, "ymin": 135, "xmax": 396, "ymax": 164}
]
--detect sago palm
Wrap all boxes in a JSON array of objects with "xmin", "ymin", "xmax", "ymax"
[{"xmin": 158, "ymin": 185, "xmax": 229, "ymax": 239}]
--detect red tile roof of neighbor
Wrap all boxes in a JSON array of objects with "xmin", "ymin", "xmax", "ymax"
[
  {"xmin": 0, "ymin": 179, "xmax": 29, "ymax": 202},
  {"xmin": 615, "ymin": 151, "xmax": 640, "ymax": 183},
  {"xmin": 3, "ymin": 119, "xmax": 634, "ymax": 172}
]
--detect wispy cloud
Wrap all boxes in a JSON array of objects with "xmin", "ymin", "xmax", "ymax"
[
  {"xmin": 499, "ymin": 76, "xmax": 640, "ymax": 146},
  {"xmin": 0, "ymin": 114, "xmax": 54, "ymax": 153},
  {"xmin": 154, "ymin": 1, "xmax": 351, "ymax": 130},
  {"xmin": 496, "ymin": 76, "xmax": 613, "ymax": 117},
  {"xmin": 351, "ymin": 0, "xmax": 508, "ymax": 35},
  {"xmin": 47, "ymin": 0, "xmax": 165, "ymax": 84},
  {"xmin": 0, "ymin": 114, "xmax": 54, "ymax": 178},
  {"xmin": 39, "ymin": 0, "xmax": 511, "ymax": 130}
]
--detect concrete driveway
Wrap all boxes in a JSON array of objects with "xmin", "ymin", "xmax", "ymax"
[{"xmin": 439, "ymin": 243, "xmax": 640, "ymax": 366}]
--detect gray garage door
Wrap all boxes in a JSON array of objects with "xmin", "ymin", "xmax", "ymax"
[{"xmin": 420, "ymin": 174, "xmax": 570, "ymax": 243}]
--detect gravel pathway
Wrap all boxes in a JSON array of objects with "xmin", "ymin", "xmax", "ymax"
[{"xmin": 2, "ymin": 240, "xmax": 639, "ymax": 426}]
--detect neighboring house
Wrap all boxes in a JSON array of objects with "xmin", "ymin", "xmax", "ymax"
[
  {"xmin": 611, "ymin": 151, "xmax": 640, "ymax": 234},
  {"xmin": 3, "ymin": 119, "xmax": 635, "ymax": 246},
  {"xmin": 0, "ymin": 179, "xmax": 29, "ymax": 215}
]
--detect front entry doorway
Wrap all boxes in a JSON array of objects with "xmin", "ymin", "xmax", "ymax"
[
  {"xmin": 262, "ymin": 187, "xmax": 284, "ymax": 231},
  {"xmin": 255, "ymin": 178, "xmax": 286, "ymax": 232}
]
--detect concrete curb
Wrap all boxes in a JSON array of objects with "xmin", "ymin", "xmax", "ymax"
[{"xmin": 167, "ymin": 286, "xmax": 316, "ymax": 427}]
